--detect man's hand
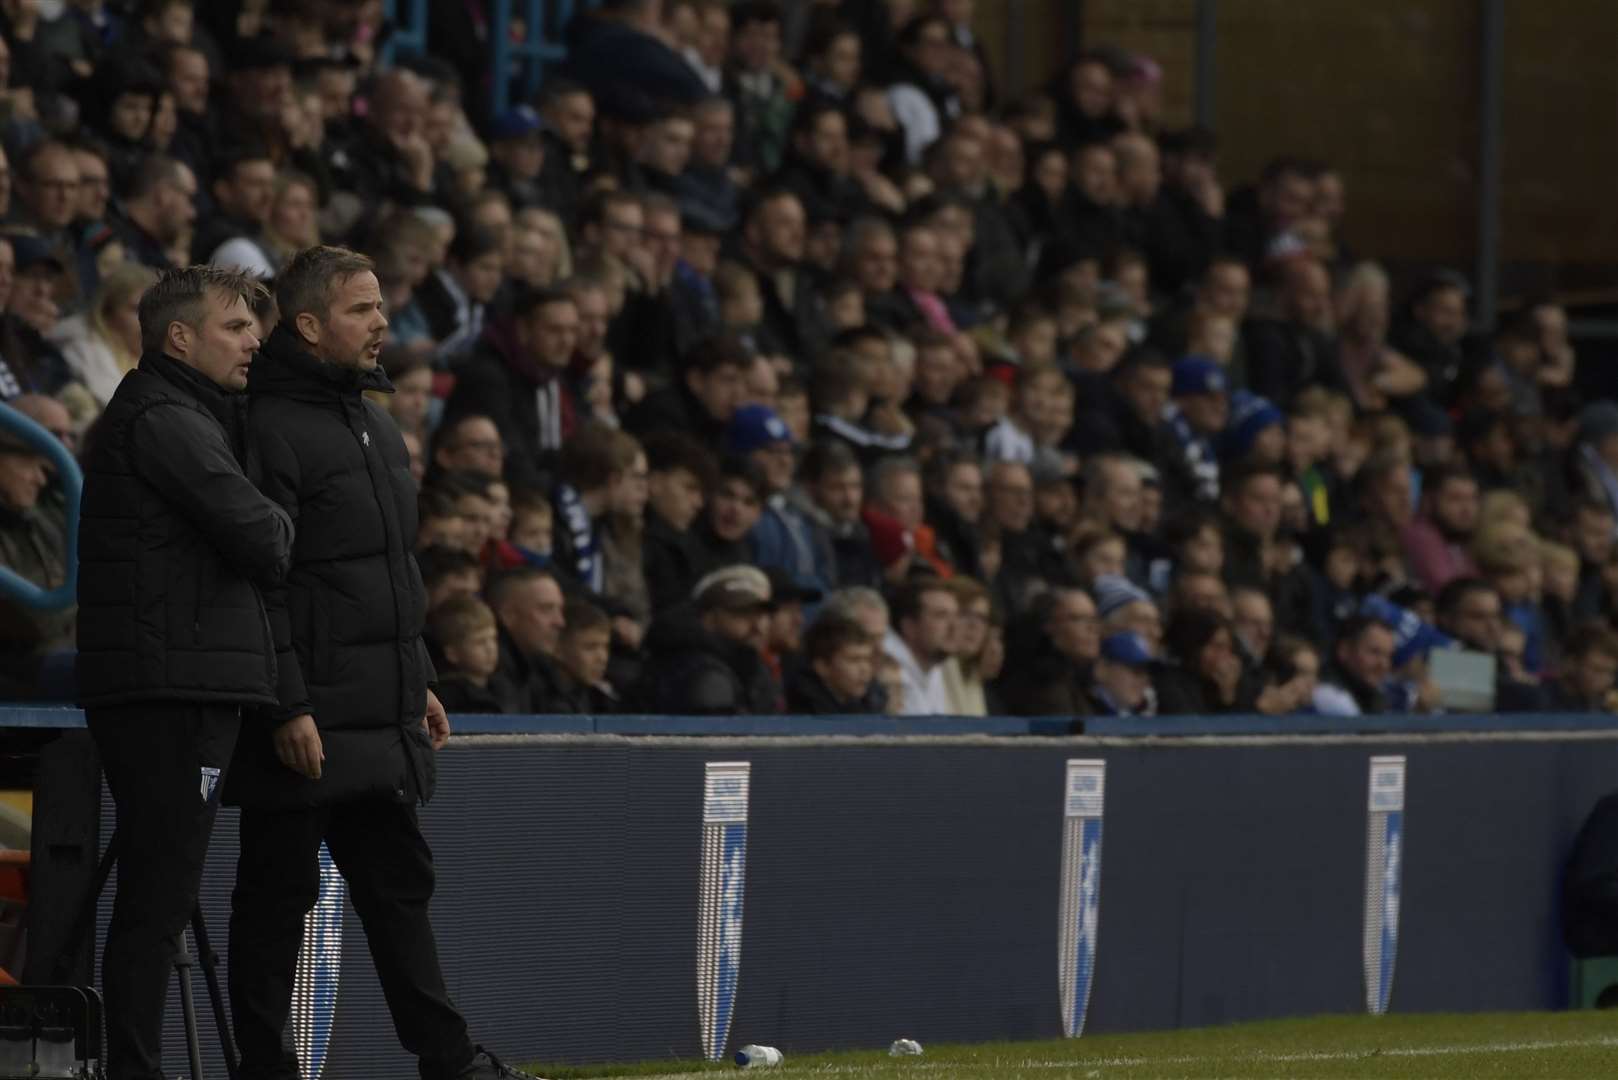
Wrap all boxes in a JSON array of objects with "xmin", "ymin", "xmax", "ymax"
[
  {"xmin": 274, "ymin": 714, "xmax": 324, "ymax": 779},
  {"xmin": 423, "ymin": 689, "xmax": 450, "ymax": 750}
]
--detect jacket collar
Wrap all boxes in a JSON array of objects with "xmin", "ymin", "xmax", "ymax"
[
  {"xmin": 138, "ymin": 350, "xmax": 242, "ymax": 429},
  {"xmin": 249, "ymin": 325, "xmax": 393, "ymax": 400}
]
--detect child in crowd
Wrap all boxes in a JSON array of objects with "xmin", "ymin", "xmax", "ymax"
[
  {"xmin": 787, "ymin": 613, "xmax": 881, "ymax": 713},
  {"xmin": 430, "ymin": 594, "xmax": 526, "ymax": 713},
  {"xmin": 556, "ymin": 599, "xmax": 619, "ymax": 712}
]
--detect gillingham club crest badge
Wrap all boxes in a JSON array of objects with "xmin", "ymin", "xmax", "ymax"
[
  {"xmin": 697, "ymin": 762, "xmax": 751, "ymax": 1062},
  {"xmin": 1363, "ymin": 755, "xmax": 1405, "ymax": 1015},
  {"xmin": 1059, "ymin": 759, "xmax": 1106, "ymax": 1038},
  {"xmin": 290, "ymin": 842, "xmax": 345, "ymax": 1078}
]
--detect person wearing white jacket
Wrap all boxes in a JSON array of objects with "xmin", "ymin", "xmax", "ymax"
[{"xmin": 48, "ymin": 262, "xmax": 156, "ymax": 407}]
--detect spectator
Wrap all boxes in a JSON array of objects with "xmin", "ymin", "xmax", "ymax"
[
  {"xmin": 1544, "ymin": 626, "xmax": 1618, "ymax": 713},
  {"xmin": 882, "ymin": 577, "xmax": 959, "ymax": 716},
  {"xmin": 417, "ymin": 225, "xmax": 506, "ymax": 365},
  {"xmin": 732, "ymin": 403, "xmax": 833, "ymax": 594},
  {"xmin": 636, "ymin": 564, "xmax": 782, "ymax": 714},
  {"xmin": 109, "ymin": 153, "xmax": 198, "ymax": 270},
  {"xmin": 556, "ymin": 598, "xmax": 621, "ymax": 713},
  {"xmin": 1402, "ymin": 464, "xmax": 1480, "ymax": 594},
  {"xmin": 939, "ymin": 575, "xmax": 994, "ymax": 716},
  {"xmin": 786, "ymin": 611, "xmax": 882, "ymax": 714},
  {"xmin": 0, "ymin": 425, "xmax": 72, "ymax": 697},
  {"xmin": 444, "ymin": 286, "xmax": 579, "ymax": 487},
  {"xmin": 48, "ymin": 260, "xmax": 155, "ymax": 407},
  {"xmin": 643, "ymin": 431, "xmax": 719, "ymax": 613},
  {"xmin": 1245, "ymin": 256, "xmax": 1341, "ymax": 408},
  {"xmin": 999, "ymin": 586, "xmax": 1101, "ymax": 716},
  {"xmin": 487, "ymin": 566, "xmax": 573, "ymax": 714},
  {"xmin": 623, "ymin": 332, "xmax": 748, "ymax": 454},
  {"xmin": 1156, "ymin": 609, "xmax": 1248, "ymax": 715},
  {"xmin": 800, "ymin": 439, "xmax": 882, "ymax": 589},
  {"xmin": 429, "ymin": 594, "xmax": 526, "ymax": 714},
  {"xmin": 724, "ymin": 2, "xmax": 794, "ymax": 177},
  {"xmin": 1089, "ymin": 631, "xmax": 1155, "ymax": 717},
  {"xmin": 1313, "ymin": 613, "xmax": 1396, "ymax": 716}
]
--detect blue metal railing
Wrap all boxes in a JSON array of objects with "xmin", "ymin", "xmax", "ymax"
[
  {"xmin": 489, "ymin": 0, "xmax": 580, "ymax": 117},
  {"xmin": 380, "ymin": 0, "xmax": 429, "ymax": 65},
  {"xmin": 0, "ymin": 403, "xmax": 78, "ymax": 611}
]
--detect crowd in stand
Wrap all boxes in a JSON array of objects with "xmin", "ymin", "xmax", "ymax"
[{"xmin": 1, "ymin": 0, "xmax": 1617, "ymax": 722}]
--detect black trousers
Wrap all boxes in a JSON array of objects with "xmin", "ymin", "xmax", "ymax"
[
  {"xmin": 86, "ymin": 703, "xmax": 242, "ymax": 1080},
  {"xmin": 227, "ymin": 800, "xmax": 474, "ymax": 1080}
]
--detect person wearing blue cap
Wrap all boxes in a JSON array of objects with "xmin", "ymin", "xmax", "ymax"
[
  {"xmin": 486, "ymin": 105, "xmax": 547, "ymax": 210},
  {"xmin": 731, "ymin": 403, "xmax": 836, "ymax": 599},
  {"xmin": 1163, "ymin": 354, "xmax": 1227, "ymax": 503},
  {"xmin": 1090, "ymin": 632, "xmax": 1156, "ymax": 717},
  {"xmin": 1219, "ymin": 390, "xmax": 1285, "ymax": 466}
]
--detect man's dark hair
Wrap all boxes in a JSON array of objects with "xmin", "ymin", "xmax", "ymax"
[
  {"xmin": 417, "ymin": 545, "xmax": 482, "ymax": 589},
  {"xmin": 1435, "ymin": 577, "xmax": 1497, "ymax": 623},
  {"xmin": 1575, "ymin": 497, "xmax": 1616, "ymax": 522},
  {"xmin": 486, "ymin": 566, "xmax": 559, "ymax": 610},
  {"xmin": 449, "ymin": 223, "xmax": 504, "ymax": 266},
  {"xmin": 730, "ymin": 0, "xmax": 782, "ymax": 31},
  {"xmin": 682, "ymin": 333, "xmax": 751, "ymax": 376},
  {"xmin": 212, "ymin": 141, "xmax": 273, "ymax": 185},
  {"xmin": 511, "ymin": 285, "xmax": 576, "ymax": 321},
  {"xmin": 537, "ymin": 76, "xmax": 589, "ymax": 110},
  {"xmin": 810, "ymin": 349, "xmax": 864, "ymax": 412},
  {"xmin": 138, "ymin": 264, "xmax": 268, "ymax": 352},
  {"xmin": 1423, "ymin": 463, "xmax": 1478, "ymax": 503},
  {"xmin": 897, "ymin": 13, "xmax": 949, "ymax": 48},
  {"xmin": 741, "ymin": 186, "xmax": 800, "ymax": 229},
  {"xmin": 890, "ymin": 578, "xmax": 953, "ymax": 628},
  {"xmin": 275, "ymin": 244, "xmax": 375, "ymax": 328},
  {"xmin": 801, "ymin": 440, "xmax": 860, "ymax": 487},
  {"xmin": 557, "ymin": 423, "xmax": 641, "ymax": 492},
  {"xmin": 124, "ymin": 153, "xmax": 185, "ymax": 201},
  {"xmin": 1223, "ymin": 460, "xmax": 1285, "ymax": 499},
  {"xmin": 427, "ymin": 469, "xmax": 495, "ymax": 501},
  {"xmin": 418, "ymin": 486, "xmax": 459, "ymax": 522},
  {"xmin": 1161, "ymin": 506, "xmax": 1221, "ymax": 549},
  {"xmin": 578, "ymin": 188, "xmax": 640, "ymax": 231},
  {"xmin": 1335, "ymin": 613, "xmax": 1391, "ymax": 651},
  {"xmin": 716, "ymin": 453, "xmax": 769, "ymax": 502},
  {"xmin": 641, "ymin": 431, "xmax": 718, "ymax": 489},
  {"xmin": 1114, "ymin": 347, "xmax": 1172, "ymax": 383},
  {"xmin": 791, "ymin": 98, "xmax": 846, "ymax": 140},
  {"xmin": 562, "ymin": 597, "xmax": 611, "ymax": 637},
  {"xmin": 20, "ymin": 139, "xmax": 76, "ymax": 184},
  {"xmin": 803, "ymin": 611, "xmax": 871, "ymax": 663}
]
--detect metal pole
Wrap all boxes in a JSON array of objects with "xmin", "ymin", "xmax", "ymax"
[
  {"xmin": 1475, "ymin": 0, "xmax": 1505, "ymax": 330},
  {"xmin": 1005, "ymin": 0, "xmax": 1026, "ymax": 100},
  {"xmin": 491, "ymin": 0, "xmax": 513, "ymax": 118},
  {"xmin": 1194, "ymin": 0, "xmax": 1217, "ymax": 130}
]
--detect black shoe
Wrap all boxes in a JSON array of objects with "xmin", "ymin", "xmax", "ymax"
[{"xmin": 454, "ymin": 1046, "xmax": 546, "ymax": 1079}]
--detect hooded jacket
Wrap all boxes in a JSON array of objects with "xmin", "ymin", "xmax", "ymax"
[
  {"xmin": 225, "ymin": 327, "xmax": 436, "ymax": 808},
  {"xmin": 633, "ymin": 606, "xmax": 781, "ymax": 715},
  {"xmin": 443, "ymin": 318, "xmax": 576, "ymax": 490},
  {"xmin": 76, "ymin": 350, "xmax": 292, "ymax": 707}
]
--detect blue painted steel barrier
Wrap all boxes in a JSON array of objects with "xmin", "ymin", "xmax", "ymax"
[{"xmin": 0, "ymin": 403, "xmax": 78, "ymax": 611}]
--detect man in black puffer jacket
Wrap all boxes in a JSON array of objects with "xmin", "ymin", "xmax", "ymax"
[
  {"xmin": 634, "ymin": 565, "xmax": 782, "ymax": 714},
  {"xmin": 226, "ymin": 247, "xmax": 533, "ymax": 1080},
  {"xmin": 76, "ymin": 265, "xmax": 294, "ymax": 1080}
]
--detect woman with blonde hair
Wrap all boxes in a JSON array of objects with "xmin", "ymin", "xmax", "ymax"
[
  {"xmin": 1336, "ymin": 261, "xmax": 1429, "ymax": 412},
  {"xmin": 513, "ymin": 207, "xmax": 571, "ymax": 286},
  {"xmin": 47, "ymin": 261, "xmax": 156, "ymax": 407}
]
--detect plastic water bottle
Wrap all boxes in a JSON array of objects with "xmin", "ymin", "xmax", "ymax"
[
  {"xmin": 735, "ymin": 1044, "xmax": 783, "ymax": 1068},
  {"xmin": 889, "ymin": 1038, "xmax": 924, "ymax": 1056}
]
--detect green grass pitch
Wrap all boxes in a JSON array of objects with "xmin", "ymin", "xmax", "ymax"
[{"xmin": 529, "ymin": 1011, "xmax": 1618, "ymax": 1078}]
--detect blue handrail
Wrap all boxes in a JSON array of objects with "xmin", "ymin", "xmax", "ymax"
[
  {"xmin": 490, "ymin": 0, "xmax": 586, "ymax": 118},
  {"xmin": 380, "ymin": 0, "xmax": 429, "ymax": 64},
  {"xmin": 0, "ymin": 403, "xmax": 79, "ymax": 611}
]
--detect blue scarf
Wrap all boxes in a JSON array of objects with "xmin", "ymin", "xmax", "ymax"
[{"xmin": 555, "ymin": 484, "xmax": 603, "ymax": 594}]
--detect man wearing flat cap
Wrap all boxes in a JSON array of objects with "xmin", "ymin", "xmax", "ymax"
[{"xmin": 633, "ymin": 564, "xmax": 783, "ymax": 714}]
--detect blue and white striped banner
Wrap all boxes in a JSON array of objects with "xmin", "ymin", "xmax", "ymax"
[
  {"xmin": 697, "ymin": 762, "xmax": 751, "ymax": 1062},
  {"xmin": 1059, "ymin": 759, "xmax": 1105, "ymax": 1038},
  {"xmin": 291, "ymin": 841, "xmax": 345, "ymax": 1079},
  {"xmin": 1363, "ymin": 755, "xmax": 1405, "ymax": 1015}
]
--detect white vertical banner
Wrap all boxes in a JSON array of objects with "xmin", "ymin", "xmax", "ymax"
[
  {"xmin": 1058, "ymin": 759, "xmax": 1106, "ymax": 1037},
  {"xmin": 1363, "ymin": 755, "xmax": 1405, "ymax": 1015},
  {"xmin": 697, "ymin": 762, "xmax": 751, "ymax": 1061},
  {"xmin": 291, "ymin": 841, "xmax": 345, "ymax": 1079}
]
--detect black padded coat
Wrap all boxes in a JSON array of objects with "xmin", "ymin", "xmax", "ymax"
[
  {"xmin": 223, "ymin": 327, "xmax": 437, "ymax": 808},
  {"xmin": 76, "ymin": 351, "xmax": 292, "ymax": 707}
]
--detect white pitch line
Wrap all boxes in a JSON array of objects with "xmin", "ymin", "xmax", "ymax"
[{"xmin": 606, "ymin": 1034, "xmax": 1618, "ymax": 1079}]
